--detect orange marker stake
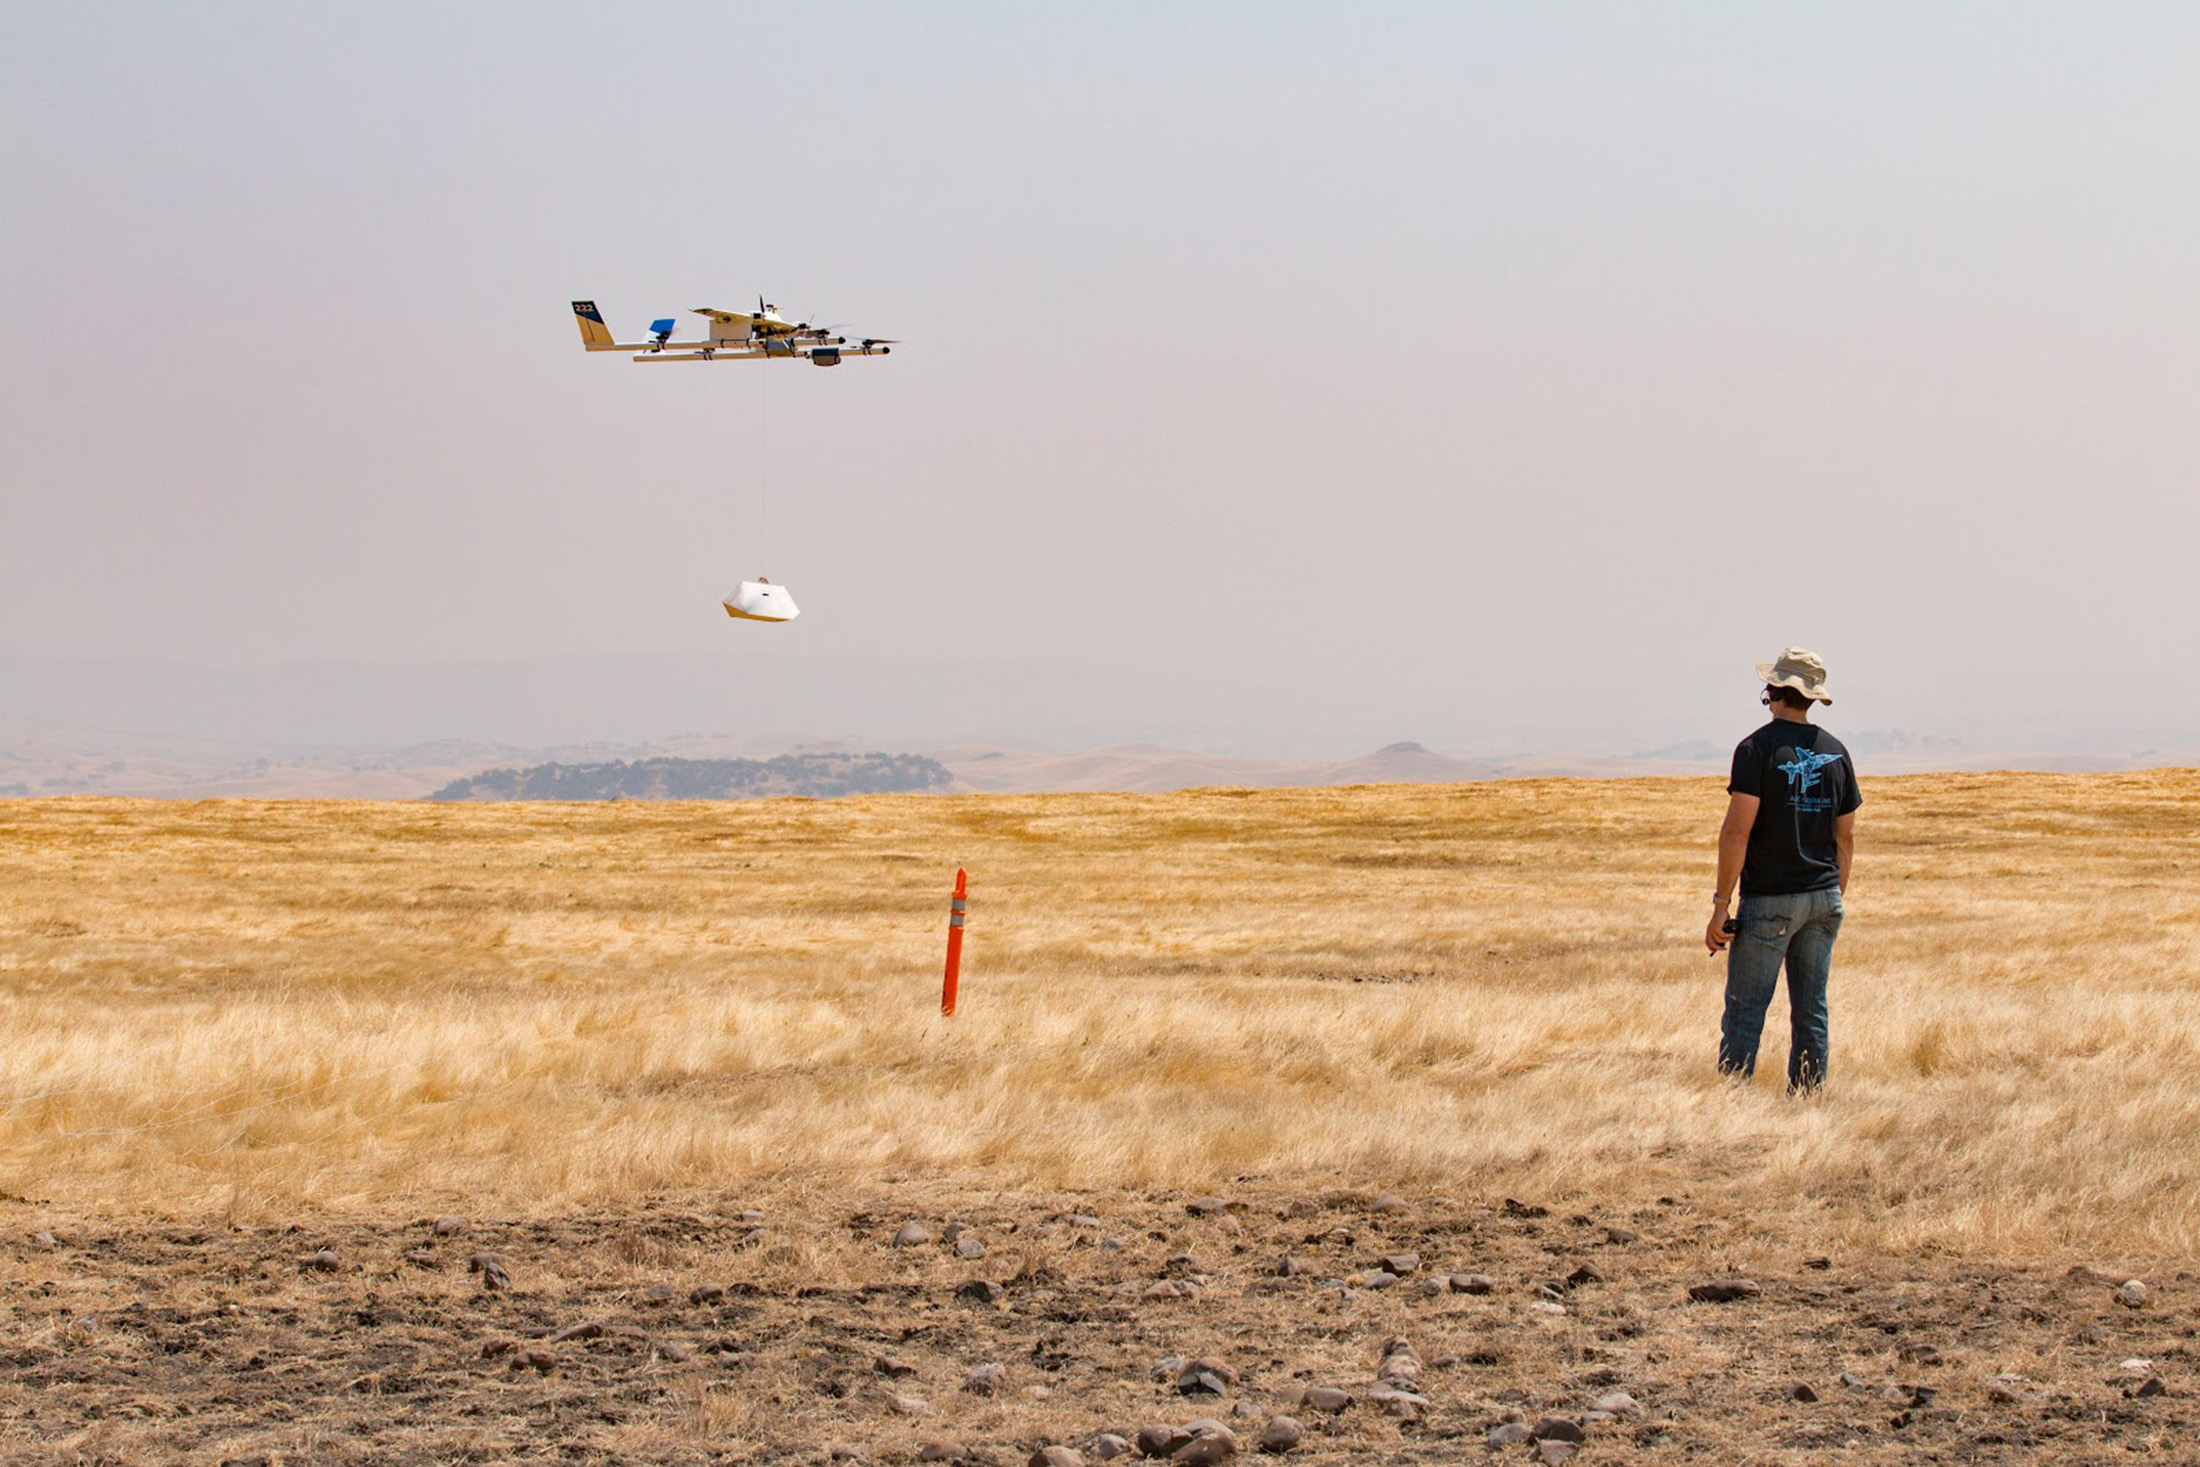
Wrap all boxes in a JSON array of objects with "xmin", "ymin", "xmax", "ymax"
[{"xmin": 941, "ymin": 868, "xmax": 968, "ymax": 1017}]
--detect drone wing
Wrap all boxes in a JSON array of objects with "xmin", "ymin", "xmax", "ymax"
[{"xmin": 693, "ymin": 307, "xmax": 762, "ymax": 326}]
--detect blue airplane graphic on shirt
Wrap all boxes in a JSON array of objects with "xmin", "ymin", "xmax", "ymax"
[{"xmin": 1775, "ymin": 748, "xmax": 1845, "ymax": 796}]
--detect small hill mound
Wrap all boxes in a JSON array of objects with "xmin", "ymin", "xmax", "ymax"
[{"xmin": 428, "ymin": 752, "xmax": 951, "ymax": 802}]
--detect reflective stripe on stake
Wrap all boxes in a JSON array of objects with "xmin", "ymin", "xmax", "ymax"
[{"xmin": 941, "ymin": 868, "xmax": 968, "ymax": 1016}]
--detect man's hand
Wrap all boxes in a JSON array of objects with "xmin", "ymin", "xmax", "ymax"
[{"xmin": 1705, "ymin": 906, "xmax": 1733, "ymax": 955}]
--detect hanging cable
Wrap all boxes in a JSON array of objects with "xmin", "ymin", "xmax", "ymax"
[{"xmin": 757, "ymin": 346, "xmax": 770, "ymax": 569}]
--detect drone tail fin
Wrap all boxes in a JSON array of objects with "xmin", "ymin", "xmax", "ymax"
[{"xmin": 571, "ymin": 300, "xmax": 618, "ymax": 350}]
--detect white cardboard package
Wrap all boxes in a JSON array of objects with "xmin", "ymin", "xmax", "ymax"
[{"xmin": 723, "ymin": 579, "xmax": 800, "ymax": 623}]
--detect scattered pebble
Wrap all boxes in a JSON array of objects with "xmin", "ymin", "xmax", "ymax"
[
  {"xmin": 876, "ymin": 1353, "xmax": 918, "ymax": 1376},
  {"xmin": 431, "ymin": 1216, "xmax": 467, "ymax": 1236},
  {"xmin": 1186, "ymin": 1197, "xmax": 1235, "ymax": 1217},
  {"xmin": 955, "ymin": 1278, "xmax": 1005, "ymax": 1304},
  {"xmin": 1530, "ymin": 1416, "xmax": 1585, "ymax": 1443},
  {"xmin": 1178, "ymin": 1357, "xmax": 1239, "ymax": 1395},
  {"xmin": 400, "ymin": 1246, "xmax": 437, "ymax": 1268},
  {"xmin": 2116, "ymin": 1279, "xmax": 2148, "ymax": 1308},
  {"xmin": 1378, "ymin": 1252, "xmax": 1419, "ymax": 1276},
  {"xmin": 955, "ymin": 1236, "xmax": 987, "ymax": 1260},
  {"xmin": 1786, "ymin": 1382, "xmax": 1819, "ymax": 1403},
  {"xmin": 545, "ymin": 1320, "xmax": 607, "ymax": 1343},
  {"xmin": 509, "ymin": 1347, "xmax": 555, "ymax": 1373},
  {"xmin": 1536, "ymin": 1442, "xmax": 1579, "ymax": 1466},
  {"xmin": 888, "ymin": 1394, "xmax": 935, "ymax": 1416},
  {"xmin": 640, "ymin": 1283, "xmax": 675, "ymax": 1304},
  {"xmin": 29, "ymin": 1231, "xmax": 58, "ymax": 1251},
  {"xmin": 689, "ymin": 1283, "xmax": 726, "ymax": 1304},
  {"xmin": 1298, "ymin": 1386, "xmax": 1352, "ymax": 1414},
  {"xmin": 1136, "ymin": 1424, "xmax": 1193, "ymax": 1457},
  {"xmin": 1688, "ymin": 1276, "xmax": 1761, "ymax": 1303},
  {"xmin": 1083, "ymin": 1435, "xmax": 1133, "ymax": 1461},
  {"xmin": 301, "ymin": 1248, "xmax": 339, "ymax": 1272},
  {"xmin": 1487, "ymin": 1423, "xmax": 1533, "ymax": 1448},
  {"xmin": 468, "ymin": 1252, "xmax": 511, "ymax": 1291},
  {"xmin": 895, "ymin": 1223, "xmax": 932, "ymax": 1248},
  {"xmin": 916, "ymin": 1442, "xmax": 969, "ymax": 1463},
  {"xmin": 1367, "ymin": 1386, "xmax": 1430, "ymax": 1418},
  {"xmin": 1564, "ymin": 1262, "xmax": 1605, "ymax": 1288},
  {"xmin": 1987, "ymin": 1383, "xmax": 2027, "ymax": 1404},
  {"xmin": 1450, "ymin": 1273, "xmax": 1497, "ymax": 1294},
  {"xmin": 655, "ymin": 1340, "xmax": 692, "ymax": 1362},
  {"xmin": 1029, "ymin": 1449, "xmax": 1084, "ymax": 1467},
  {"xmin": 1379, "ymin": 1357, "xmax": 1421, "ymax": 1385},
  {"xmin": 1274, "ymin": 1255, "xmax": 1304, "ymax": 1277},
  {"xmin": 1602, "ymin": 1226, "xmax": 1639, "ymax": 1245},
  {"xmin": 1370, "ymin": 1193, "xmax": 1408, "ymax": 1213},
  {"xmin": 1172, "ymin": 1430, "xmax": 1238, "ymax": 1464},
  {"xmin": 1256, "ymin": 1416, "xmax": 1301, "ymax": 1454},
  {"xmin": 963, "ymin": 1362, "xmax": 1007, "ymax": 1396},
  {"xmin": 1590, "ymin": 1391, "xmax": 1640, "ymax": 1416},
  {"xmin": 1175, "ymin": 1420, "xmax": 1237, "ymax": 1453},
  {"xmin": 2132, "ymin": 1378, "xmax": 2167, "ymax": 1399}
]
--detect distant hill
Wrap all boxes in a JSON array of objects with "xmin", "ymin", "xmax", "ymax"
[{"xmin": 427, "ymin": 752, "xmax": 951, "ymax": 802}]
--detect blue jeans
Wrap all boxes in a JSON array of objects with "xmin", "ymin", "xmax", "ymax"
[{"xmin": 1720, "ymin": 887, "xmax": 1843, "ymax": 1092}]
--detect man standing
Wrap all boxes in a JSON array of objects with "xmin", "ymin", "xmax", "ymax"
[{"xmin": 1704, "ymin": 647, "xmax": 1860, "ymax": 1092}]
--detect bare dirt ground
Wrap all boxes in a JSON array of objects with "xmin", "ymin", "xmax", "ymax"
[
  {"xmin": 3, "ymin": 773, "xmax": 2197, "ymax": 1462},
  {"xmin": 5, "ymin": 1182, "xmax": 2193, "ymax": 1465}
]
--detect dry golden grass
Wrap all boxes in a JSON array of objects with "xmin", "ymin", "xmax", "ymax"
[{"xmin": 4, "ymin": 772, "xmax": 2198, "ymax": 1259}]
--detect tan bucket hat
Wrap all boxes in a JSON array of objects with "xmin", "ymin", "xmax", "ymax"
[{"xmin": 1757, "ymin": 646, "xmax": 1833, "ymax": 704}]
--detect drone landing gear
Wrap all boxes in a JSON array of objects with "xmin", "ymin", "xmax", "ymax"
[{"xmin": 724, "ymin": 578, "xmax": 800, "ymax": 623}]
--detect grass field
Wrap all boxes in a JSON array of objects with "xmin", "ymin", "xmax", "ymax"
[
  {"xmin": 5, "ymin": 773, "xmax": 2198, "ymax": 1248},
  {"xmin": 2, "ymin": 774, "xmax": 2197, "ymax": 1463}
]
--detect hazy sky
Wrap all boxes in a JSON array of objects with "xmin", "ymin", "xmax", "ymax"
[{"xmin": 4, "ymin": 3, "xmax": 2196, "ymax": 755}]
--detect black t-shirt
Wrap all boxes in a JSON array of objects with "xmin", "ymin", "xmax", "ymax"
[{"xmin": 1728, "ymin": 720, "xmax": 1861, "ymax": 897}]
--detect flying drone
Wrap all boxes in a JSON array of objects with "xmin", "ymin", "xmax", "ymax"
[
  {"xmin": 572, "ymin": 296, "xmax": 899, "ymax": 624},
  {"xmin": 571, "ymin": 298, "xmax": 895, "ymax": 366}
]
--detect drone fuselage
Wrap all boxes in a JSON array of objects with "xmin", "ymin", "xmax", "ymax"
[{"xmin": 571, "ymin": 300, "xmax": 893, "ymax": 366}]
